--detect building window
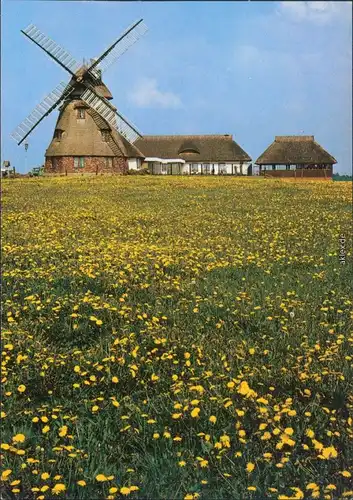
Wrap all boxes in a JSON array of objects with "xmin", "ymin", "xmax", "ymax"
[
  {"xmin": 52, "ymin": 157, "xmax": 59, "ymax": 169},
  {"xmin": 77, "ymin": 108, "xmax": 85, "ymax": 119},
  {"xmin": 219, "ymin": 164, "xmax": 227, "ymax": 174},
  {"xmin": 191, "ymin": 163, "xmax": 198, "ymax": 174},
  {"xmin": 101, "ymin": 130, "xmax": 110, "ymax": 142},
  {"xmin": 161, "ymin": 164, "xmax": 167, "ymax": 174},
  {"xmin": 202, "ymin": 163, "xmax": 210, "ymax": 174},
  {"xmin": 54, "ymin": 129, "xmax": 63, "ymax": 140},
  {"xmin": 74, "ymin": 157, "xmax": 85, "ymax": 169},
  {"xmin": 105, "ymin": 157, "xmax": 113, "ymax": 168}
]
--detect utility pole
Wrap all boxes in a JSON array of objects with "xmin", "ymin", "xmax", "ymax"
[{"xmin": 25, "ymin": 142, "xmax": 29, "ymax": 173}]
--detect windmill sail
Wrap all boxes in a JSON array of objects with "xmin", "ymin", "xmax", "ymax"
[
  {"xmin": 22, "ymin": 24, "xmax": 81, "ymax": 75},
  {"xmin": 81, "ymin": 88, "xmax": 142, "ymax": 144},
  {"xmin": 87, "ymin": 19, "xmax": 148, "ymax": 78},
  {"xmin": 11, "ymin": 82, "xmax": 73, "ymax": 145}
]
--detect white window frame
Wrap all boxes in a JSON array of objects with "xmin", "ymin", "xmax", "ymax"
[
  {"xmin": 77, "ymin": 108, "xmax": 85, "ymax": 119},
  {"xmin": 219, "ymin": 163, "xmax": 227, "ymax": 174},
  {"xmin": 74, "ymin": 157, "xmax": 85, "ymax": 169}
]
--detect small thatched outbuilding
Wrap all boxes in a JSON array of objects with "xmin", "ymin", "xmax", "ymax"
[{"xmin": 255, "ymin": 136, "xmax": 336, "ymax": 179}]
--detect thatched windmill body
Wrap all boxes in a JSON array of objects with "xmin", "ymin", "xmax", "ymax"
[{"xmin": 11, "ymin": 20, "xmax": 148, "ymax": 174}]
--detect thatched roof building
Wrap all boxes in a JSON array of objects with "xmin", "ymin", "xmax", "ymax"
[
  {"xmin": 255, "ymin": 136, "xmax": 336, "ymax": 165},
  {"xmin": 46, "ymin": 100, "xmax": 144, "ymax": 159},
  {"xmin": 135, "ymin": 134, "xmax": 251, "ymax": 163}
]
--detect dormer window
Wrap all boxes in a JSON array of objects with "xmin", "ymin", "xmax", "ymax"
[
  {"xmin": 101, "ymin": 130, "xmax": 110, "ymax": 142},
  {"xmin": 77, "ymin": 108, "xmax": 85, "ymax": 119},
  {"xmin": 54, "ymin": 129, "xmax": 63, "ymax": 140},
  {"xmin": 178, "ymin": 141, "xmax": 200, "ymax": 155}
]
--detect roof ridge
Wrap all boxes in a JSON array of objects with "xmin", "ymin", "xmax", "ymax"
[
  {"xmin": 275, "ymin": 135, "xmax": 314, "ymax": 142},
  {"xmin": 142, "ymin": 134, "xmax": 233, "ymax": 139}
]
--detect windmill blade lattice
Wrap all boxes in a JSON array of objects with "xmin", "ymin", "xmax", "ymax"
[
  {"xmin": 11, "ymin": 82, "xmax": 73, "ymax": 145},
  {"xmin": 81, "ymin": 88, "xmax": 142, "ymax": 143},
  {"xmin": 22, "ymin": 24, "xmax": 81, "ymax": 75},
  {"xmin": 88, "ymin": 20, "xmax": 148, "ymax": 78}
]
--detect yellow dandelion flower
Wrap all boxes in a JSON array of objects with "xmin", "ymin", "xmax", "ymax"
[
  {"xmin": 340, "ymin": 471, "xmax": 351, "ymax": 478},
  {"xmin": 319, "ymin": 446, "xmax": 338, "ymax": 459},
  {"xmin": 209, "ymin": 415, "xmax": 217, "ymax": 424},
  {"xmin": 306, "ymin": 483, "xmax": 319, "ymax": 490},
  {"xmin": 1, "ymin": 469, "xmax": 12, "ymax": 481},
  {"xmin": 96, "ymin": 474, "xmax": 108, "ymax": 482},
  {"xmin": 51, "ymin": 483, "xmax": 66, "ymax": 495},
  {"xmin": 306, "ymin": 429, "xmax": 315, "ymax": 438},
  {"xmin": 12, "ymin": 433, "xmax": 25, "ymax": 443},
  {"xmin": 120, "ymin": 486, "xmax": 131, "ymax": 495},
  {"xmin": 42, "ymin": 425, "xmax": 50, "ymax": 434},
  {"xmin": 77, "ymin": 480, "xmax": 86, "ymax": 486},
  {"xmin": 17, "ymin": 385, "xmax": 26, "ymax": 393},
  {"xmin": 246, "ymin": 462, "xmax": 255, "ymax": 473},
  {"xmin": 190, "ymin": 407, "xmax": 200, "ymax": 418},
  {"xmin": 58, "ymin": 426, "xmax": 68, "ymax": 437}
]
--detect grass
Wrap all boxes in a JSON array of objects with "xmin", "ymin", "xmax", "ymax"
[{"xmin": 1, "ymin": 176, "xmax": 352, "ymax": 500}]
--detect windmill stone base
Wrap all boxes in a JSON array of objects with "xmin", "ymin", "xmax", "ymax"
[{"xmin": 44, "ymin": 156, "xmax": 128, "ymax": 175}]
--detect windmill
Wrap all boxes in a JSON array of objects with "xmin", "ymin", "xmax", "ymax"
[{"xmin": 11, "ymin": 20, "xmax": 148, "ymax": 174}]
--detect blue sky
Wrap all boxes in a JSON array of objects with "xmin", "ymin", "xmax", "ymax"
[{"xmin": 2, "ymin": 1, "xmax": 352, "ymax": 174}]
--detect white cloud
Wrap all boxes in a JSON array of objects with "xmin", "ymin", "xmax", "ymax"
[
  {"xmin": 276, "ymin": 1, "xmax": 351, "ymax": 25},
  {"xmin": 128, "ymin": 78, "xmax": 182, "ymax": 109}
]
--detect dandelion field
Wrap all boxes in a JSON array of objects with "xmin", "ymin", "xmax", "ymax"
[{"xmin": 1, "ymin": 176, "xmax": 352, "ymax": 500}]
